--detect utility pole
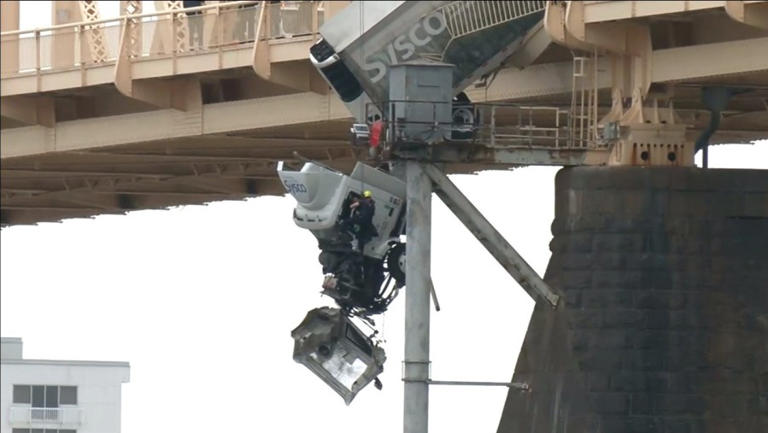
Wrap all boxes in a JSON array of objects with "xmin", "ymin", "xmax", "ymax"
[{"xmin": 403, "ymin": 161, "xmax": 431, "ymax": 433}]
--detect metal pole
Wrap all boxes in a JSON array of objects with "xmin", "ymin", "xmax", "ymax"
[
  {"xmin": 426, "ymin": 380, "xmax": 529, "ymax": 390},
  {"xmin": 404, "ymin": 161, "xmax": 431, "ymax": 433}
]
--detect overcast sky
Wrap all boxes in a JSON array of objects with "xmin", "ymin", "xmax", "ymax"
[{"xmin": 3, "ymin": 2, "xmax": 768, "ymax": 433}]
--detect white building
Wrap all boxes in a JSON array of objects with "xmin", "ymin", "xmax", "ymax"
[{"xmin": 1, "ymin": 337, "xmax": 129, "ymax": 433}]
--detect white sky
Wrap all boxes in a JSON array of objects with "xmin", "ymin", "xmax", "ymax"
[{"xmin": 3, "ymin": 2, "xmax": 768, "ymax": 432}]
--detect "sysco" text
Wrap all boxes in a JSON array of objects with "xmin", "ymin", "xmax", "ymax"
[{"xmin": 362, "ymin": 11, "xmax": 448, "ymax": 83}]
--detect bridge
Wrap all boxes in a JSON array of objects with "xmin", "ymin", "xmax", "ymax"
[{"xmin": 1, "ymin": 0, "xmax": 767, "ymax": 226}]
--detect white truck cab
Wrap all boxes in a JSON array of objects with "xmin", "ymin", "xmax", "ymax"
[{"xmin": 277, "ymin": 161, "xmax": 406, "ymax": 260}]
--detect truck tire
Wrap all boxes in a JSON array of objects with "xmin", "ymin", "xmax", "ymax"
[{"xmin": 386, "ymin": 243, "xmax": 406, "ymax": 287}]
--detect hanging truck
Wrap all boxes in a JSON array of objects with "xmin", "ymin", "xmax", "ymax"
[
  {"xmin": 281, "ymin": 0, "xmax": 548, "ymax": 404},
  {"xmin": 277, "ymin": 160, "xmax": 407, "ymax": 317},
  {"xmin": 278, "ymin": 160, "xmax": 406, "ymax": 405}
]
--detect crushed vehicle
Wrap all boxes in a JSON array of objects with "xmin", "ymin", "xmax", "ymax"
[
  {"xmin": 291, "ymin": 306, "xmax": 387, "ymax": 405},
  {"xmin": 278, "ymin": 161, "xmax": 407, "ymax": 317},
  {"xmin": 279, "ymin": 160, "xmax": 405, "ymax": 403}
]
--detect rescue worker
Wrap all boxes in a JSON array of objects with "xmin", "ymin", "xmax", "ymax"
[{"xmin": 342, "ymin": 190, "xmax": 377, "ymax": 253}]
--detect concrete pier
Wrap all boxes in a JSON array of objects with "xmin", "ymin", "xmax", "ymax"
[{"xmin": 498, "ymin": 167, "xmax": 768, "ymax": 433}]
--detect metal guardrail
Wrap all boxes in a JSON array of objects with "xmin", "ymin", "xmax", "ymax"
[
  {"xmin": 367, "ymin": 100, "xmax": 611, "ymax": 150},
  {"xmin": 0, "ymin": 1, "xmax": 325, "ymax": 78},
  {"xmin": 440, "ymin": 0, "xmax": 547, "ymax": 38}
]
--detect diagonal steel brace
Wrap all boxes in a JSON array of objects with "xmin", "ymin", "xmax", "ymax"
[{"xmin": 422, "ymin": 163, "xmax": 560, "ymax": 308}]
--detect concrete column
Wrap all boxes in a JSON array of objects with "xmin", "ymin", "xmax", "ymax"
[
  {"xmin": 120, "ymin": 1, "xmax": 143, "ymax": 58},
  {"xmin": 0, "ymin": 1, "xmax": 19, "ymax": 32},
  {"xmin": 1, "ymin": 1, "xmax": 20, "ymax": 75},
  {"xmin": 404, "ymin": 161, "xmax": 432, "ymax": 433},
  {"xmin": 51, "ymin": 1, "xmax": 82, "ymax": 69}
]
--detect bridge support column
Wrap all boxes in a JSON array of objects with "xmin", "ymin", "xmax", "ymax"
[
  {"xmin": 0, "ymin": 1, "xmax": 19, "ymax": 75},
  {"xmin": 403, "ymin": 161, "xmax": 432, "ymax": 433},
  {"xmin": 498, "ymin": 166, "xmax": 768, "ymax": 433},
  {"xmin": 51, "ymin": 1, "xmax": 83, "ymax": 69}
]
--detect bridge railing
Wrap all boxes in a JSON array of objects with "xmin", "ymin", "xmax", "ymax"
[
  {"xmin": 369, "ymin": 100, "xmax": 613, "ymax": 150},
  {"xmin": 0, "ymin": 1, "xmax": 325, "ymax": 78}
]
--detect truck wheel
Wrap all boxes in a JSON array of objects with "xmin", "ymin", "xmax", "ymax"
[{"xmin": 386, "ymin": 243, "xmax": 406, "ymax": 286}]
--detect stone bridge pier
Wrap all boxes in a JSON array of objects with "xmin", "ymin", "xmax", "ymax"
[{"xmin": 499, "ymin": 167, "xmax": 768, "ymax": 433}]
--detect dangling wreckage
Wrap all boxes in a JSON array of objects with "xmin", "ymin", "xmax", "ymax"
[
  {"xmin": 277, "ymin": 160, "xmax": 407, "ymax": 318},
  {"xmin": 278, "ymin": 160, "xmax": 405, "ymax": 405},
  {"xmin": 281, "ymin": 0, "xmax": 547, "ymax": 403}
]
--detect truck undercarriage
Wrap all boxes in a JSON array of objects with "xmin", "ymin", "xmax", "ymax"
[{"xmin": 318, "ymin": 234, "xmax": 405, "ymax": 317}]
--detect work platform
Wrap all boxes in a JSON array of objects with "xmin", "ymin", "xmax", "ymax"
[{"xmin": 1, "ymin": 1, "xmax": 767, "ymax": 226}]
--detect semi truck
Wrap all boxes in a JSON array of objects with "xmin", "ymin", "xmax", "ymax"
[
  {"xmin": 288, "ymin": 0, "xmax": 547, "ymax": 316},
  {"xmin": 285, "ymin": 0, "xmax": 548, "ymax": 403},
  {"xmin": 280, "ymin": 160, "xmax": 405, "ymax": 404}
]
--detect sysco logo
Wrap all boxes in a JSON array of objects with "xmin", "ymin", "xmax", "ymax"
[
  {"xmin": 283, "ymin": 179, "xmax": 308, "ymax": 195},
  {"xmin": 362, "ymin": 11, "xmax": 448, "ymax": 83}
]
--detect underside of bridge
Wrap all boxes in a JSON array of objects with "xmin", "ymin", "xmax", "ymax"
[{"xmin": 1, "ymin": 1, "xmax": 767, "ymax": 226}]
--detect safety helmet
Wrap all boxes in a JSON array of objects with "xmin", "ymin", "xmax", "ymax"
[{"xmin": 363, "ymin": 190, "xmax": 372, "ymax": 198}]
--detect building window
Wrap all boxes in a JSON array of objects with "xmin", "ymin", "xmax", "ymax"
[
  {"xmin": 13, "ymin": 430, "xmax": 76, "ymax": 433},
  {"xmin": 60, "ymin": 386, "xmax": 77, "ymax": 405},
  {"xmin": 11, "ymin": 385, "xmax": 77, "ymax": 406},
  {"xmin": 32, "ymin": 386, "xmax": 45, "ymax": 407},
  {"xmin": 12, "ymin": 385, "xmax": 31, "ymax": 404}
]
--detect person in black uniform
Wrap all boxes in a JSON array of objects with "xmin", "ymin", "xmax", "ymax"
[{"xmin": 341, "ymin": 190, "xmax": 377, "ymax": 253}]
